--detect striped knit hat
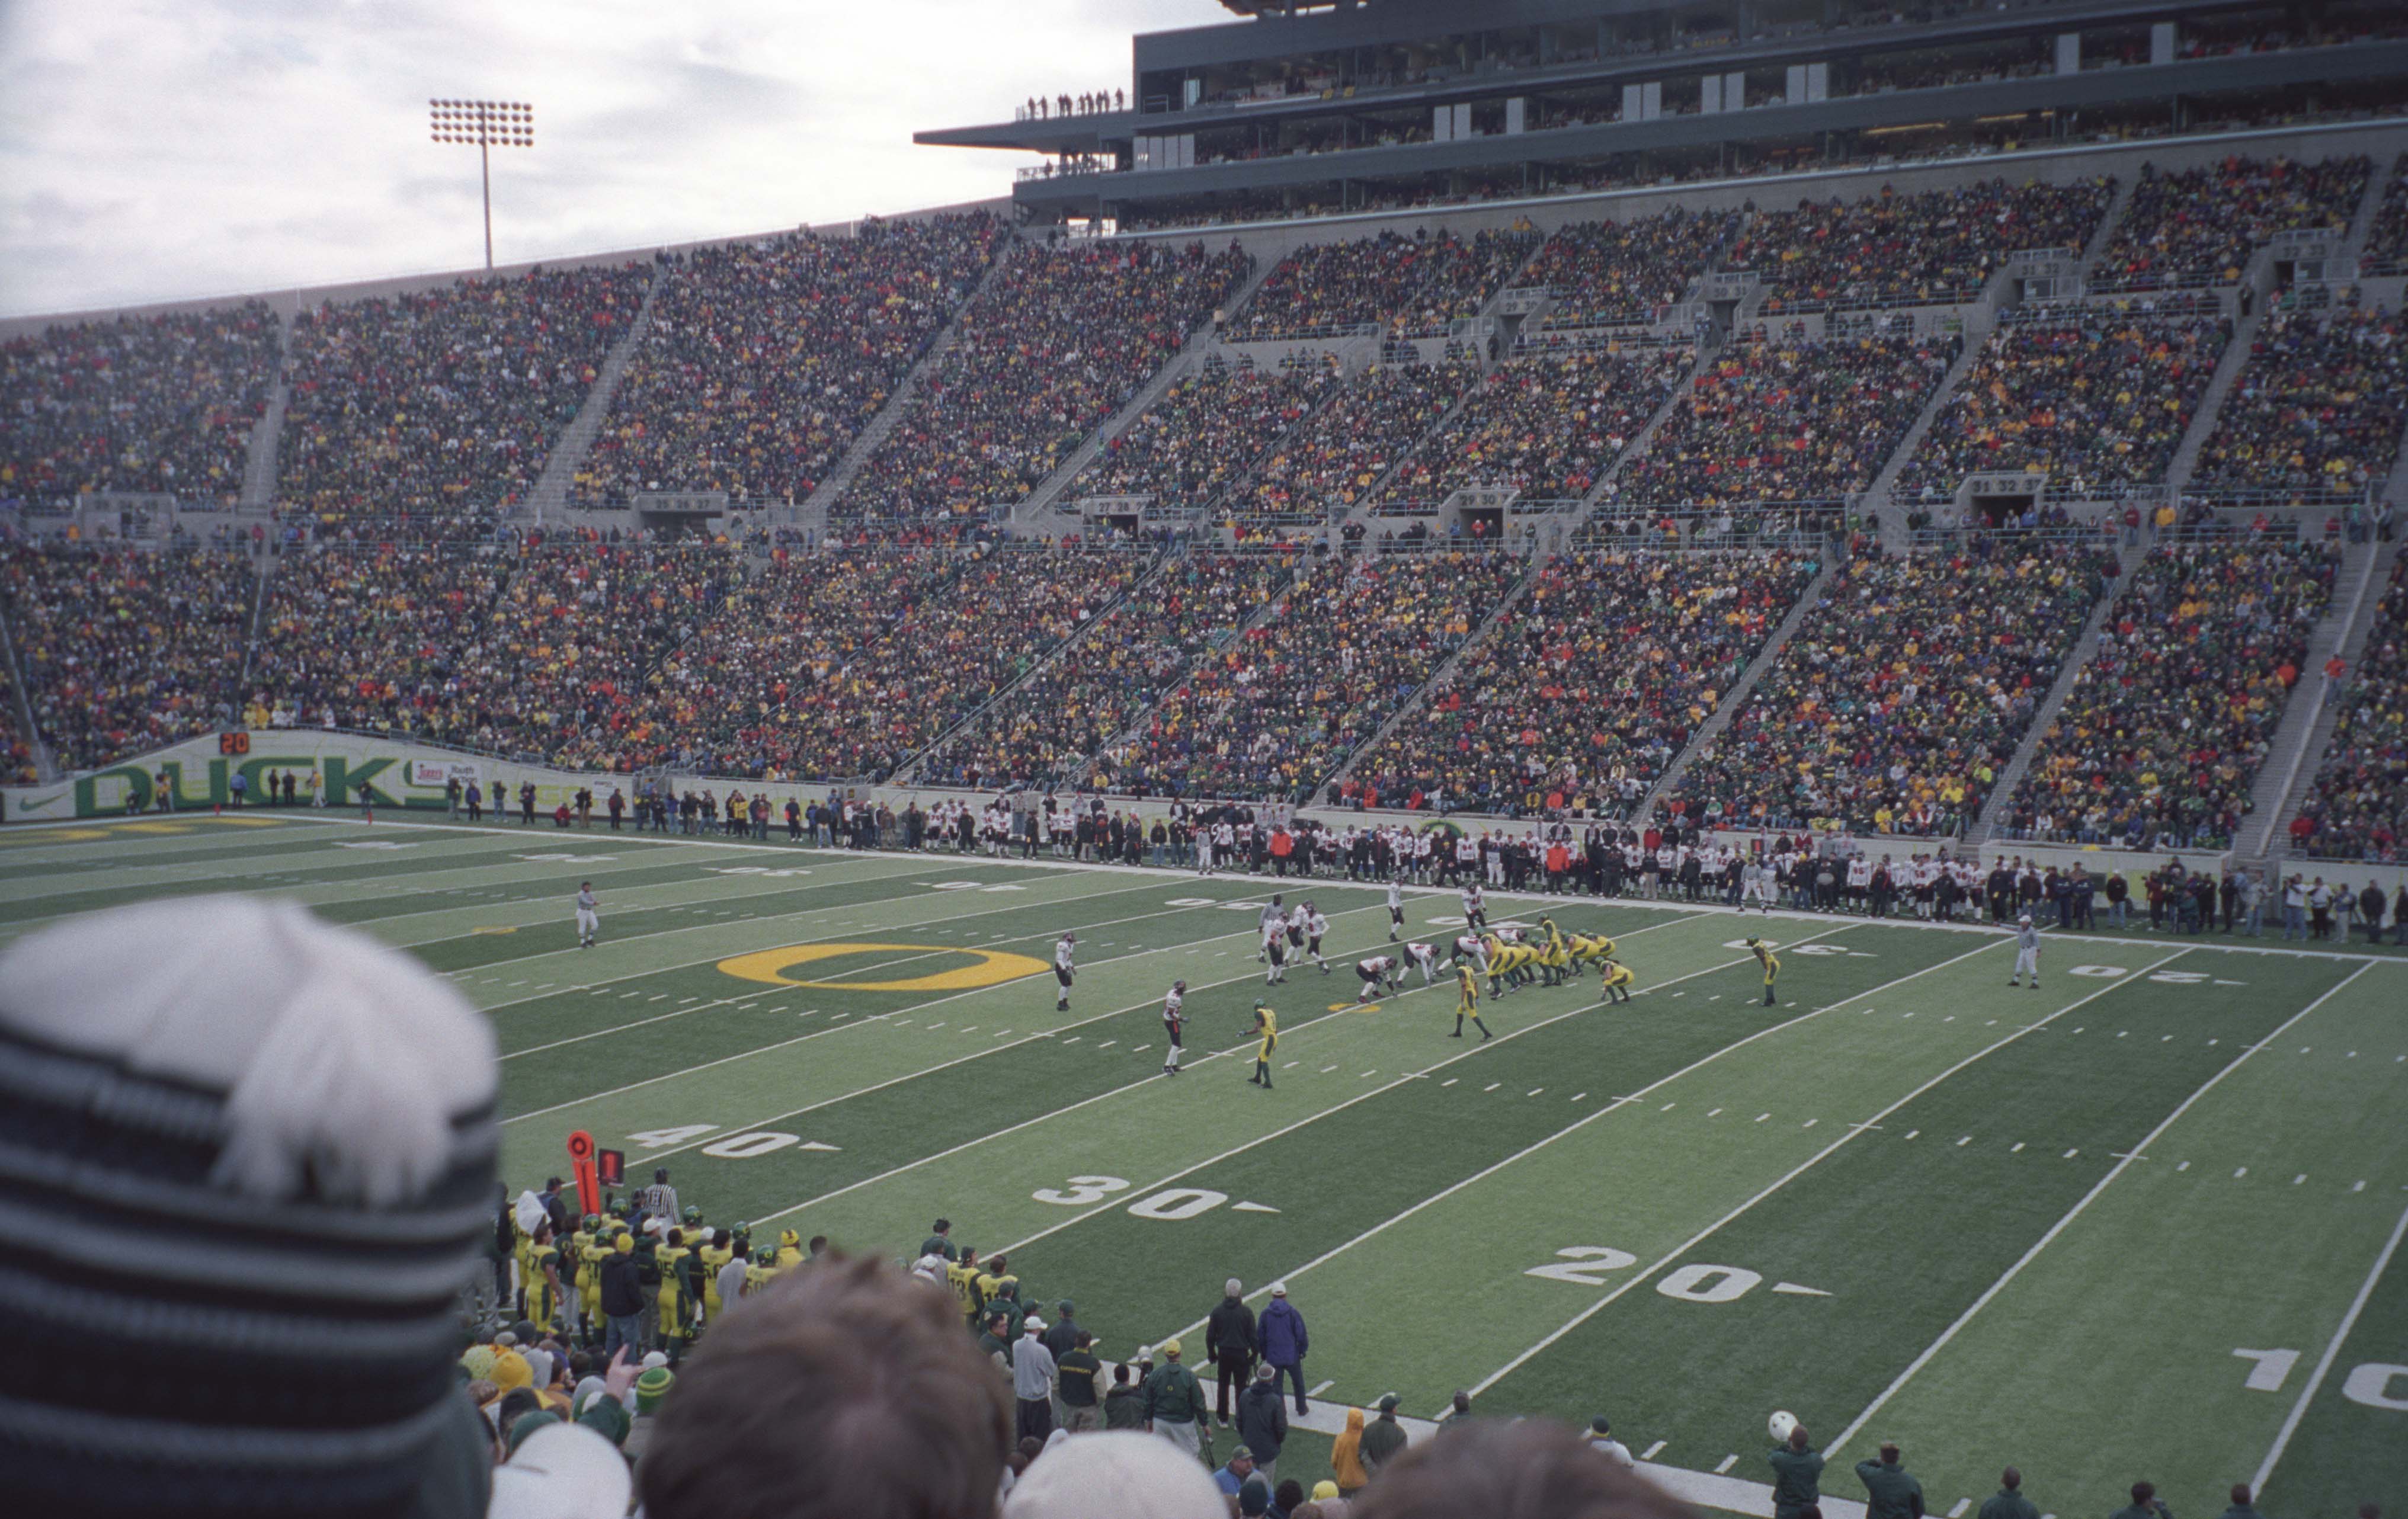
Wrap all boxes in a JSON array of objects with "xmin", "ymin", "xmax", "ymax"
[{"xmin": 0, "ymin": 895, "xmax": 500, "ymax": 1518}]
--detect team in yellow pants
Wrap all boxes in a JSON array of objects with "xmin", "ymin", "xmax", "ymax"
[
  {"xmin": 1452, "ymin": 965, "xmax": 1491, "ymax": 1040},
  {"xmin": 1248, "ymin": 1002, "xmax": 1279, "ymax": 1088}
]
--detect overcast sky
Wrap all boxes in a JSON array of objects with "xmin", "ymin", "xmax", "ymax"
[{"xmin": 0, "ymin": 0, "xmax": 1232, "ymax": 318}]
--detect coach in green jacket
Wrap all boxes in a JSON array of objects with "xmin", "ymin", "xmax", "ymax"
[
  {"xmin": 1978, "ymin": 1468, "xmax": 2039, "ymax": 1519},
  {"xmin": 1858, "ymin": 1443, "xmax": 1926, "ymax": 1519},
  {"xmin": 1768, "ymin": 1424, "xmax": 1824, "ymax": 1519}
]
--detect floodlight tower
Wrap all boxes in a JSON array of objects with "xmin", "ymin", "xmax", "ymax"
[{"xmin": 428, "ymin": 98, "xmax": 534, "ymax": 270}]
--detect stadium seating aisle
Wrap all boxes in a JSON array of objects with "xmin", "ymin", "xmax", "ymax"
[
  {"xmin": 2192, "ymin": 300, "xmax": 2408, "ymax": 498},
  {"xmin": 834, "ymin": 240, "xmax": 1248, "ymax": 529},
  {"xmin": 1241, "ymin": 363, "xmax": 1471, "ymax": 524},
  {"xmin": 1377, "ymin": 347, "xmax": 1693, "ymax": 511},
  {"xmin": 576, "ymin": 214, "xmax": 1004, "ymax": 508},
  {"xmin": 1669, "ymin": 539, "xmax": 2118, "ymax": 835},
  {"xmin": 1524, "ymin": 208, "xmax": 1740, "ymax": 331},
  {"xmin": 278, "ymin": 262, "xmax": 652, "ymax": 538},
  {"xmin": 2294, "ymin": 556, "xmax": 2408, "ymax": 861},
  {"xmin": 0, "ymin": 543, "xmax": 258, "ymax": 773},
  {"xmin": 0, "ymin": 301, "xmax": 283, "ymax": 507},
  {"xmin": 1099, "ymin": 549, "xmax": 1521, "ymax": 800},
  {"xmin": 2094, "ymin": 154, "xmax": 2369, "ymax": 289},
  {"xmin": 1896, "ymin": 312, "xmax": 2231, "ymax": 499},
  {"xmin": 1343, "ymin": 548, "xmax": 1817, "ymax": 815},
  {"xmin": 1397, "ymin": 227, "xmax": 1544, "ymax": 336},
  {"xmin": 917, "ymin": 550, "xmax": 1296, "ymax": 790},
  {"xmin": 1729, "ymin": 178, "xmax": 2115, "ymax": 312},
  {"xmin": 1067, "ymin": 360, "xmax": 1340, "ymax": 514},
  {"xmin": 1612, "ymin": 334, "xmax": 1949, "ymax": 508},
  {"xmin": 2002, "ymin": 541, "xmax": 2340, "ymax": 850}
]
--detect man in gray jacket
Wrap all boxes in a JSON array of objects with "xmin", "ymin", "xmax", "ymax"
[
  {"xmin": 1011, "ymin": 1317, "xmax": 1057, "ymax": 1443},
  {"xmin": 1236, "ymin": 1364, "xmax": 1289, "ymax": 1488}
]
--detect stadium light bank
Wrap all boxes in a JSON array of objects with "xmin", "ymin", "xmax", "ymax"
[{"xmin": 428, "ymin": 98, "xmax": 534, "ymax": 270}]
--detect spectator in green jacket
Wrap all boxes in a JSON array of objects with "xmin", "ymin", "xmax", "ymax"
[
  {"xmin": 1858, "ymin": 1443, "xmax": 1926, "ymax": 1519},
  {"xmin": 1768, "ymin": 1422, "xmax": 1826, "ymax": 1519},
  {"xmin": 2111, "ymin": 1480, "xmax": 2175, "ymax": 1519},
  {"xmin": 2218, "ymin": 1485, "xmax": 2266, "ymax": 1519},
  {"xmin": 1979, "ymin": 1467, "xmax": 2040, "ymax": 1519},
  {"xmin": 1144, "ymin": 1338, "xmax": 1209, "ymax": 1463},
  {"xmin": 1358, "ymin": 1393, "xmax": 1410, "ymax": 1477},
  {"xmin": 1103, "ymin": 1363, "xmax": 1148, "ymax": 1430}
]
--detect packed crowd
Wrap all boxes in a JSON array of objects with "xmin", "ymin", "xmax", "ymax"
[
  {"xmin": 249, "ymin": 544, "xmax": 512, "ymax": 732},
  {"xmin": 918, "ymin": 552, "xmax": 1295, "ymax": 789},
  {"xmin": 2361, "ymin": 155, "xmax": 2408, "ymax": 274},
  {"xmin": 278, "ymin": 263, "xmax": 653, "ymax": 536},
  {"xmin": 1069, "ymin": 360, "xmax": 1341, "ymax": 512},
  {"xmin": 2000, "ymin": 541, "xmax": 2338, "ymax": 850},
  {"xmin": 2192, "ymin": 300, "xmax": 2408, "ymax": 498},
  {"xmin": 1378, "ymin": 348, "xmax": 1692, "ymax": 509},
  {"xmin": 1100, "ymin": 550, "xmax": 1520, "ymax": 800},
  {"xmin": 1227, "ymin": 230, "xmax": 1476, "ymax": 340},
  {"xmin": 1344, "ymin": 549, "xmax": 1817, "ymax": 814},
  {"xmin": 1241, "ymin": 364, "xmax": 1471, "ymax": 521},
  {"xmin": 577, "ymin": 215, "xmax": 1003, "ymax": 507},
  {"xmin": 1897, "ymin": 314, "xmax": 2231, "ymax": 497},
  {"xmin": 837, "ymin": 241, "xmax": 1248, "ymax": 528},
  {"xmin": 0, "ymin": 301, "xmax": 282, "ymax": 505},
  {"xmin": 1613, "ymin": 335, "xmax": 1949, "ymax": 506},
  {"xmin": 2094, "ymin": 154, "xmax": 2370, "ymax": 289},
  {"xmin": 0, "ymin": 543, "xmax": 257, "ymax": 773},
  {"xmin": 1730, "ymin": 178, "xmax": 2115, "ymax": 312},
  {"xmin": 2294, "ymin": 557, "xmax": 2408, "ymax": 861},
  {"xmin": 1525, "ymin": 208, "xmax": 1739, "ymax": 331},
  {"xmin": 1396, "ymin": 227, "xmax": 1543, "ymax": 336},
  {"xmin": 0, "ymin": 671, "xmax": 32, "ymax": 784},
  {"xmin": 1670, "ymin": 539, "xmax": 2118, "ymax": 835}
]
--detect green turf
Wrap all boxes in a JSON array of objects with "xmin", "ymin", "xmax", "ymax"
[{"xmin": 6, "ymin": 811, "xmax": 2401, "ymax": 1519}]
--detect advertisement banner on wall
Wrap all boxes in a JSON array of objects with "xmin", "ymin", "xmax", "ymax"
[{"xmin": 409, "ymin": 759, "xmax": 482, "ymax": 788}]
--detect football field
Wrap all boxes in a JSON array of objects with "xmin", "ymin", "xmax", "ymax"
[{"xmin": 4, "ymin": 811, "xmax": 2403, "ymax": 1516}]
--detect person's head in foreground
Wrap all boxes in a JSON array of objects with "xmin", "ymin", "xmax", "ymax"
[
  {"xmin": 1002, "ymin": 1430, "xmax": 1228, "ymax": 1518},
  {"xmin": 1352, "ymin": 1417, "xmax": 1696, "ymax": 1519},
  {"xmin": 0, "ymin": 896, "xmax": 506, "ymax": 1518},
  {"xmin": 639, "ymin": 1250, "xmax": 1014, "ymax": 1519}
]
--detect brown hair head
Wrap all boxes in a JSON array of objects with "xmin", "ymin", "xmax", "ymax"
[{"xmin": 1353, "ymin": 1418, "xmax": 1696, "ymax": 1519}]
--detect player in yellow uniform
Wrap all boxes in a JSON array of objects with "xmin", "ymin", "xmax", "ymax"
[
  {"xmin": 1600, "ymin": 959, "xmax": 1635, "ymax": 1004},
  {"xmin": 774, "ymin": 1228, "xmax": 805, "ymax": 1269},
  {"xmin": 1570, "ymin": 932, "xmax": 1618, "ymax": 973},
  {"xmin": 947, "ymin": 1246, "xmax": 986, "ymax": 1327},
  {"xmin": 697, "ymin": 1223, "xmax": 733, "ymax": 1321},
  {"xmin": 1537, "ymin": 917, "xmax": 1573, "ymax": 986},
  {"xmin": 1247, "ymin": 1001, "xmax": 1279, "ymax": 1088},
  {"xmin": 527, "ymin": 1223, "xmax": 566, "ymax": 1335},
  {"xmin": 1452, "ymin": 964, "xmax": 1491, "ymax": 1040},
  {"xmin": 1748, "ymin": 937, "xmax": 1780, "ymax": 1007},
  {"xmin": 566, "ymin": 1213, "xmax": 601, "ymax": 1343},
  {"xmin": 655, "ymin": 1228, "xmax": 697, "ymax": 1361}
]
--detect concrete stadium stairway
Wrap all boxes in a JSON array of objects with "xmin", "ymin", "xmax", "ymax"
[
  {"xmin": 1971, "ymin": 541, "xmax": 2132, "ymax": 842},
  {"xmin": 1859, "ymin": 323, "xmax": 1989, "ymax": 551},
  {"xmin": 519, "ymin": 261, "xmax": 668, "ymax": 526},
  {"xmin": 1567, "ymin": 350, "xmax": 1708, "ymax": 525},
  {"xmin": 1632, "ymin": 556, "xmax": 1837, "ymax": 821},
  {"xmin": 2162, "ymin": 287, "xmax": 2265, "ymax": 499},
  {"xmin": 240, "ymin": 305, "xmax": 299, "ymax": 512},
  {"xmin": 2247, "ymin": 532, "xmax": 2398, "ymax": 860}
]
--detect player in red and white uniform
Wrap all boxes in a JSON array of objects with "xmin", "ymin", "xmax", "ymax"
[
  {"xmin": 1402, "ymin": 940, "xmax": 1442, "ymax": 986},
  {"xmin": 1054, "ymin": 932, "xmax": 1077, "ymax": 1011},
  {"xmin": 1449, "ymin": 933, "xmax": 1490, "ymax": 974},
  {"xmin": 1161, "ymin": 980, "xmax": 1186, "ymax": 1075},
  {"xmin": 1354, "ymin": 954, "xmax": 1400, "ymax": 999},
  {"xmin": 1461, "ymin": 883, "xmax": 1487, "ymax": 931},
  {"xmin": 1303, "ymin": 903, "xmax": 1331, "ymax": 973}
]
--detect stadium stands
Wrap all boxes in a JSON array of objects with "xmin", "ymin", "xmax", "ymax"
[
  {"xmin": 575, "ymin": 215, "xmax": 1003, "ymax": 508},
  {"xmin": 1728, "ymin": 178, "xmax": 2115, "ymax": 312},
  {"xmin": 2192, "ymin": 302, "xmax": 2408, "ymax": 499},
  {"xmin": 834, "ymin": 240, "xmax": 1247, "ymax": 529},
  {"xmin": 1613, "ymin": 334, "xmax": 1949, "ymax": 507},
  {"xmin": 1523, "ymin": 209, "xmax": 1738, "ymax": 331},
  {"xmin": 1377, "ymin": 348, "xmax": 1693, "ymax": 512},
  {"xmin": 2093, "ymin": 155, "xmax": 2369, "ymax": 290},
  {"xmin": 2361, "ymin": 154, "xmax": 2408, "ymax": 275},
  {"xmin": 1097, "ymin": 549, "xmax": 1520, "ymax": 800},
  {"xmin": 250, "ymin": 543, "xmax": 511, "ymax": 733},
  {"xmin": 1896, "ymin": 312, "xmax": 2231, "ymax": 499},
  {"xmin": 1398, "ymin": 227, "xmax": 1544, "ymax": 336},
  {"xmin": 1342, "ymin": 548, "xmax": 1816, "ymax": 814},
  {"xmin": 0, "ymin": 543, "xmax": 257, "ymax": 773},
  {"xmin": 1067, "ymin": 359, "xmax": 1340, "ymax": 514},
  {"xmin": 1669, "ymin": 540, "xmax": 2118, "ymax": 835},
  {"xmin": 916, "ymin": 551, "xmax": 1294, "ymax": 789},
  {"xmin": 2293, "ymin": 556, "xmax": 2408, "ymax": 862},
  {"xmin": 1240, "ymin": 363, "xmax": 1471, "ymax": 524},
  {"xmin": 0, "ymin": 302, "xmax": 281, "ymax": 505},
  {"xmin": 2000, "ymin": 541, "xmax": 2339, "ymax": 850},
  {"xmin": 278, "ymin": 264, "xmax": 651, "ymax": 537},
  {"xmin": 1228, "ymin": 229, "xmax": 1521, "ymax": 341}
]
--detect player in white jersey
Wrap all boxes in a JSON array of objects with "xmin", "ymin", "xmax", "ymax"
[
  {"xmin": 2009, "ymin": 915, "xmax": 2041, "ymax": 988},
  {"xmin": 1461, "ymin": 883, "xmax": 1487, "ymax": 931},
  {"xmin": 1846, "ymin": 855, "xmax": 1872, "ymax": 913},
  {"xmin": 1285, "ymin": 902, "xmax": 1311, "ymax": 960},
  {"xmin": 1354, "ymin": 954, "xmax": 1401, "ymax": 999},
  {"xmin": 1386, "ymin": 878, "xmax": 1405, "ymax": 941},
  {"xmin": 1739, "ymin": 858, "xmax": 1773, "ymax": 912},
  {"xmin": 1304, "ymin": 904, "xmax": 1331, "ymax": 972},
  {"xmin": 1258, "ymin": 896, "xmax": 1286, "ymax": 964},
  {"xmin": 1449, "ymin": 933, "xmax": 1491, "ymax": 973},
  {"xmin": 1161, "ymin": 981, "xmax": 1187, "ymax": 1073},
  {"xmin": 1054, "ymin": 932, "xmax": 1077, "ymax": 1011},
  {"xmin": 575, "ymin": 882, "xmax": 600, "ymax": 948},
  {"xmin": 1402, "ymin": 940, "xmax": 1442, "ymax": 986}
]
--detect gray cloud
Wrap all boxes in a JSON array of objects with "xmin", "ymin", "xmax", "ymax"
[{"xmin": 0, "ymin": 0, "xmax": 1232, "ymax": 317}]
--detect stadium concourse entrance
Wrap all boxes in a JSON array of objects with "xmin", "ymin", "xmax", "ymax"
[
  {"xmin": 1962, "ymin": 472, "xmax": 2045, "ymax": 528},
  {"xmin": 1445, "ymin": 485, "xmax": 1515, "ymax": 542},
  {"xmin": 631, "ymin": 490, "xmax": 729, "ymax": 539}
]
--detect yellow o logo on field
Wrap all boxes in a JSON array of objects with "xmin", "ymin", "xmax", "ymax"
[{"xmin": 717, "ymin": 942, "xmax": 1050, "ymax": 992}]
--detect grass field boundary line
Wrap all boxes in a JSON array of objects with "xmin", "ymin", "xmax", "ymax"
[
  {"xmin": 1824, "ymin": 957, "xmax": 2374, "ymax": 1457},
  {"xmin": 499, "ymin": 889, "xmax": 1387, "ymax": 1062},
  {"xmin": 374, "ymin": 855, "xmax": 939, "ymax": 938},
  {"xmin": 738, "ymin": 912, "xmax": 1727, "ymax": 1226},
  {"xmin": 254, "ymin": 815, "xmax": 2408, "ymax": 966},
  {"xmin": 2252, "ymin": 1198, "xmax": 2408, "ymax": 1494},
  {"xmin": 0, "ymin": 821, "xmax": 396, "ymax": 872},
  {"xmin": 1148, "ymin": 927, "xmax": 1994, "ymax": 1350},
  {"xmin": 1469, "ymin": 944, "xmax": 2197, "ymax": 1405},
  {"xmin": 476, "ymin": 872, "xmax": 1171, "ymax": 1018},
  {"xmin": 995, "ymin": 921, "xmax": 1856, "ymax": 1267}
]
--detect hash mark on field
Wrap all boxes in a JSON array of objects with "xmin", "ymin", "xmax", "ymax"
[
  {"xmin": 1529, "ymin": 1088, "xmax": 1545, "ymax": 1097},
  {"xmin": 2355, "ymin": 1180, "xmax": 2367, "ymax": 1193},
  {"xmin": 1000, "ymin": 1030, "xmax": 1017, "ymax": 1040},
  {"xmin": 1484, "ymin": 1083, "xmax": 1502, "ymax": 1092},
  {"xmin": 1642, "ymin": 1441, "xmax": 1667, "ymax": 1460},
  {"xmin": 1951, "ymin": 1502, "xmax": 1972, "ymax": 1518},
  {"xmin": 2235, "ymin": 1167, "xmax": 2249, "ymax": 1178},
  {"xmin": 1322, "ymin": 1065, "xmax": 1339, "ymax": 1074},
  {"xmin": 2064, "ymin": 1149, "xmax": 2079, "ymax": 1159},
  {"xmin": 1802, "ymin": 1119, "xmax": 1818, "ymax": 1129},
  {"xmin": 1362, "ymin": 1070, "xmax": 1379, "ymax": 1079},
  {"xmin": 1571, "ymin": 1092, "xmax": 1587, "ymax": 1102},
  {"xmin": 1309, "ymin": 1380, "xmax": 1335, "ymax": 1397},
  {"xmin": 1754, "ymin": 1113, "xmax": 1771, "ymax": 1123},
  {"xmin": 1707, "ymin": 1108, "xmax": 1722, "ymax": 1117},
  {"xmin": 1442, "ymin": 1078, "xmax": 1459, "ymax": 1087},
  {"xmin": 959, "ymin": 1026, "xmax": 979, "ymax": 1034},
  {"xmin": 2294, "ymin": 1174, "xmax": 2307, "ymax": 1185},
  {"xmin": 1714, "ymin": 1455, "xmax": 1738, "ymax": 1475},
  {"xmin": 621, "ymin": 991, "xmax": 642, "ymax": 999},
  {"xmin": 2178, "ymin": 1161, "xmax": 2192, "ymax": 1171},
  {"xmin": 507, "ymin": 980, "xmax": 527, "ymax": 988},
  {"xmin": 1661, "ymin": 1102, "xmax": 1676, "ymax": 1111},
  {"xmin": 2011, "ymin": 1142, "xmax": 2026, "ymax": 1153},
  {"xmin": 649, "ymin": 995, "xmax": 668, "ymax": 1002},
  {"xmin": 1285, "ymin": 1061, "xmax": 1300, "ymax": 1069},
  {"xmin": 926, "ymin": 1021, "xmax": 944, "ymax": 1028},
  {"xmin": 680, "ymin": 997, "xmax": 699, "ymax": 1005},
  {"xmin": 1097, "ymin": 1040, "xmax": 1115, "ymax": 1048},
  {"xmin": 1132, "ymin": 1044, "xmax": 1149, "ymax": 1052}
]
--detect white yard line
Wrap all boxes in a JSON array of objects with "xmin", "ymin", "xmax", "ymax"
[
  {"xmin": 1825, "ymin": 959, "xmax": 2374, "ymax": 1456},
  {"xmin": 1470, "ymin": 946, "xmax": 2196, "ymax": 1403},
  {"xmin": 2251, "ymin": 1198, "xmax": 2408, "ymax": 1493}
]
